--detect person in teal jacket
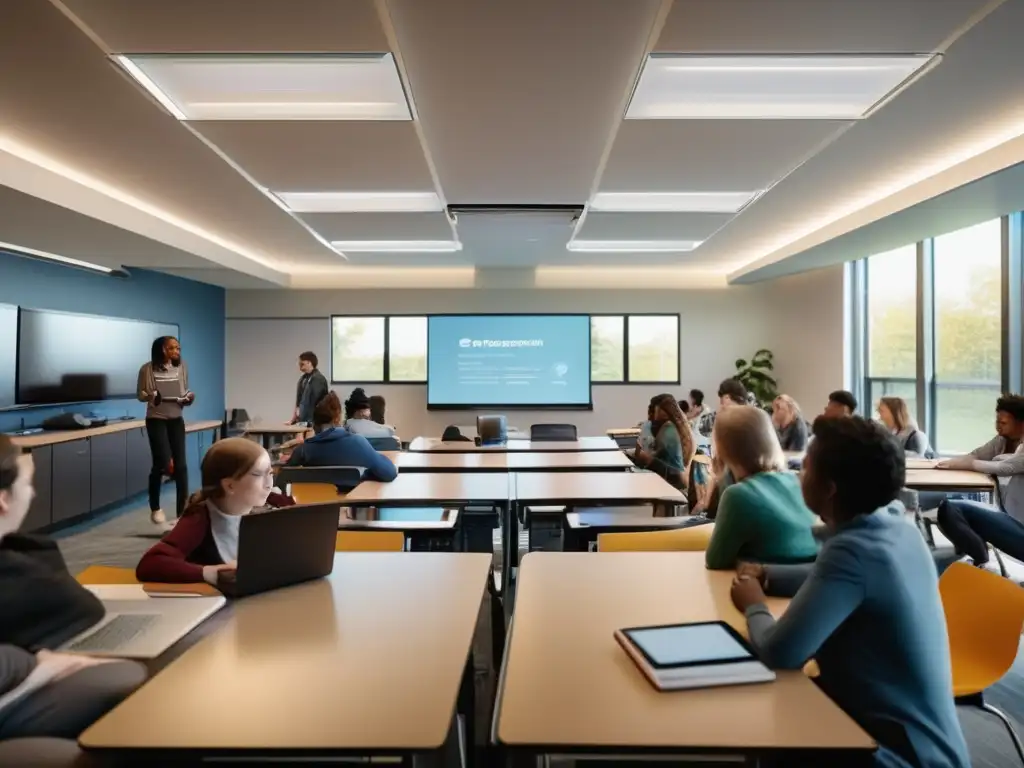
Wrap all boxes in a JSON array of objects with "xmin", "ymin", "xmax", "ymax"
[
  {"xmin": 704, "ymin": 406, "xmax": 818, "ymax": 569},
  {"xmin": 731, "ymin": 416, "xmax": 970, "ymax": 768}
]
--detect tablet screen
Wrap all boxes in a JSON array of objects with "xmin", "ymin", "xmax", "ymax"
[{"xmin": 624, "ymin": 623, "xmax": 754, "ymax": 667}]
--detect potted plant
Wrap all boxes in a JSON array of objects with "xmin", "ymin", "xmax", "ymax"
[{"xmin": 734, "ymin": 349, "xmax": 779, "ymax": 409}]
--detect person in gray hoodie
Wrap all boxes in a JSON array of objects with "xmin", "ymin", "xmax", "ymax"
[{"xmin": 935, "ymin": 394, "xmax": 1024, "ymax": 565}]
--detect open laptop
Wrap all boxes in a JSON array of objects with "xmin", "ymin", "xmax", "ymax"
[
  {"xmin": 218, "ymin": 501, "xmax": 340, "ymax": 598},
  {"xmin": 59, "ymin": 587, "xmax": 225, "ymax": 660}
]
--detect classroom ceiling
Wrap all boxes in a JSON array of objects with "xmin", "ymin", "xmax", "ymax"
[{"xmin": 0, "ymin": 0, "xmax": 1019, "ymax": 289}]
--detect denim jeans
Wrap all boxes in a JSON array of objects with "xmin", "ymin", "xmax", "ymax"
[{"xmin": 936, "ymin": 498, "xmax": 1024, "ymax": 564}]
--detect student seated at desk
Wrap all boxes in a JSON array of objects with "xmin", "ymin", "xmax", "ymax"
[
  {"xmin": 287, "ymin": 393, "xmax": 398, "ymax": 482},
  {"xmin": 878, "ymin": 396, "xmax": 933, "ymax": 458},
  {"xmin": 137, "ymin": 438, "xmax": 294, "ymax": 587},
  {"xmin": 0, "ymin": 643, "xmax": 144, "ymax": 742},
  {"xmin": 771, "ymin": 394, "xmax": 809, "ymax": 452},
  {"xmin": 704, "ymin": 407, "xmax": 818, "ymax": 569},
  {"xmin": 0, "ymin": 436, "xmax": 146, "ymax": 741},
  {"xmin": 731, "ymin": 416, "xmax": 970, "ymax": 768},
  {"xmin": 632, "ymin": 394, "xmax": 694, "ymax": 490},
  {"xmin": 636, "ymin": 394, "xmax": 665, "ymax": 453},
  {"xmin": 0, "ymin": 436, "xmax": 105, "ymax": 651},
  {"xmin": 343, "ymin": 388, "xmax": 398, "ymax": 439},
  {"xmin": 935, "ymin": 394, "xmax": 1024, "ymax": 567}
]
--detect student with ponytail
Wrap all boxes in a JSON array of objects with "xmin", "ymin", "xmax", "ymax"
[{"xmin": 136, "ymin": 438, "xmax": 294, "ymax": 587}]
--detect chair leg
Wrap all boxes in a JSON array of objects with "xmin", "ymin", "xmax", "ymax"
[
  {"xmin": 992, "ymin": 547, "xmax": 1010, "ymax": 578},
  {"xmin": 982, "ymin": 702, "xmax": 1024, "ymax": 764}
]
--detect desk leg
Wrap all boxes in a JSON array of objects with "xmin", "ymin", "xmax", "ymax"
[
  {"xmin": 459, "ymin": 649, "xmax": 476, "ymax": 768},
  {"xmin": 262, "ymin": 434, "xmax": 272, "ymax": 451},
  {"xmin": 501, "ymin": 501, "xmax": 518, "ymax": 624}
]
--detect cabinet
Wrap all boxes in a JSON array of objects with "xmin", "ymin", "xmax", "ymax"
[
  {"xmin": 125, "ymin": 427, "xmax": 151, "ymax": 498},
  {"xmin": 23, "ymin": 446, "xmax": 52, "ymax": 530},
  {"xmin": 51, "ymin": 439, "xmax": 91, "ymax": 523},
  {"xmin": 90, "ymin": 432, "xmax": 127, "ymax": 510}
]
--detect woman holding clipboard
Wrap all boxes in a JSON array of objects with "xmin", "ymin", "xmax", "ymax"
[{"xmin": 137, "ymin": 336, "xmax": 194, "ymax": 529}]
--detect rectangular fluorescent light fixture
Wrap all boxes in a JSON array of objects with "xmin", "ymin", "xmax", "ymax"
[
  {"xmin": 590, "ymin": 191, "xmax": 759, "ymax": 213},
  {"xmin": 626, "ymin": 54, "xmax": 937, "ymax": 120},
  {"xmin": 274, "ymin": 191, "xmax": 443, "ymax": 213},
  {"xmin": 331, "ymin": 240, "xmax": 463, "ymax": 253},
  {"xmin": 0, "ymin": 241, "xmax": 113, "ymax": 274},
  {"xmin": 114, "ymin": 53, "xmax": 412, "ymax": 120},
  {"xmin": 567, "ymin": 240, "xmax": 701, "ymax": 253}
]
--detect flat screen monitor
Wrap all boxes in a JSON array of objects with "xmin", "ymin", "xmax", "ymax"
[
  {"xmin": 16, "ymin": 308, "xmax": 178, "ymax": 406},
  {"xmin": 0, "ymin": 304, "xmax": 16, "ymax": 409},
  {"xmin": 427, "ymin": 314, "xmax": 591, "ymax": 409}
]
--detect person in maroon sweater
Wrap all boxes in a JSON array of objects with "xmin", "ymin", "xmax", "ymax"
[{"xmin": 136, "ymin": 438, "xmax": 294, "ymax": 588}]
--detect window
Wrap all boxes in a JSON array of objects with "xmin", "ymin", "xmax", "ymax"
[
  {"xmin": 387, "ymin": 316, "xmax": 427, "ymax": 382},
  {"xmin": 591, "ymin": 316, "xmax": 624, "ymax": 382},
  {"xmin": 933, "ymin": 219, "xmax": 1002, "ymax": 452},
  {"xmin": 628, "ymin": 315, "xmax": 680, "ymax": 383},
  {"xmin": 332, "ymin": 313, "xmax": 679, "ymax": 385},
  {"xmin": 865, "ymin": 244, "xmax": 918, "ymax": 418},
  {"xmin": 331, "ymin": 316, "xmax": 385, "ymax": 382}
]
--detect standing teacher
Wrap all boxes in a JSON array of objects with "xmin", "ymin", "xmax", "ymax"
[
  {"xmin": 292, "ymin": 351, "xmax": 329, "ymax": 425},
  {"xmin": 137, "ymin": 336, "xmax": 193, "ymax": 528}
]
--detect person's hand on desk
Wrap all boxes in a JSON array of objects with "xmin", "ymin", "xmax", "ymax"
[
  {"xmin": 202, "ymin": 561, "xmax": 237, "ymax": 587},
  {"xmin": 633, "ymin": 444, "xmax": 651, "ymax": 466},
  {"xmin": 937, "ymin": 456, "xmax": 974, "ymax": 470},
  {"xmin": 731, "ymin": 574, "xmax": 767, "ymax": 613},
  {"xmin": 736, "ymin": 562, "xmax": 766, "ymax": 586}
]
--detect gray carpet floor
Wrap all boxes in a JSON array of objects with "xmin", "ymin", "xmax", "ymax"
[{"xmin": 54, "ymin": 493, "xmax": 1024, "ymax": 767}]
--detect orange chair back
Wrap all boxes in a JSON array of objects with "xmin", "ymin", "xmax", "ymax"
[
  {"xmin": 598, "ymin": 524, "xmax": 715, "ymax": 552},
  {"xmin": 335, "ymin": 531, "xmax": 405, "ymax": 552},
  {"xmin": 939, "ymin": 561, "xmax": 1024, "ymax": 696}
]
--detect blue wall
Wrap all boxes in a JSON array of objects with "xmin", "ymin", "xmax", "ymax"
[{"xmin": 0, "ymin": 252, "xmax": 225, "ymax": 432}]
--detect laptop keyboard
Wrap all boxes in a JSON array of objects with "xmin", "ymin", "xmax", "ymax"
[{"xmin": 67, "ymin": 614, "xmax": 159, "ymax": 653}]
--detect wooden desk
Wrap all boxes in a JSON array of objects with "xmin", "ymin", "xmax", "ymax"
[
  {"xmin": 512, "ymin": 470, "xmax": 683, "ymax": 507},
  {"xmin": 606, "ymin": 427, "xmax": 641, "ymax": 438},
  {"xmin": 506, "ymin": 451, "xmax": 632, "ymax": 471},
  {"xmin": 494, "ymin": 552, "xmax": 874, "ymax": 761},
  {"xmin": 392, "ymin": 451, "xmax": 633, "ymax": 473},
  {"xmin": 396, "ymin": 451, "xmax": 509, "ymax": 472},
  {"xmin": 8, "ymin": 418, "xmax": 221, "ymax": 448},
  {"xmin": 244, "ymin": 423, "xmax": 311, "ymax": 449},
  {"xmin": 407, "ymin": 436, "xmax": 618, "ymax": 453},
  {"xmin": 345, "ymin": 472, "xmax": 512, "ymax": 507},
  {"xmin": 82, "ymin": 553, "xmax": 491, "ymax": 760},
  {"xmin": 904, "ymin": 468, "xmax": 994, "ymax": 492}
]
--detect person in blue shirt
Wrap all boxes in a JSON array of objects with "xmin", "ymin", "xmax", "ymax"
[
  {"xmin": 286, "ymin": 393, "xmax": 397, "ymax": 482},
  {"xmin": 731, "ymin": 416, "xmax": 969, "ymax": 768}
]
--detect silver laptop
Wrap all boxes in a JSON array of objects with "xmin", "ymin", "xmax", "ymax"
[{"xmin": 59, "ymin": 588, "xmax": 225, "ymax": 659}]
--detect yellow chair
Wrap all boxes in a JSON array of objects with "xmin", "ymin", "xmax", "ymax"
[
  {"xmin": 598, "ymin": 523, "xmax": 715, "ymax": 552},
  {"xmin": 75, "ymin": 565, "xmax": 139, "ymax": 585},
  {"xmin": 291, "ymin": 482, "xmax": 346, "ymax": 505},
  {"xmin": 335, "ymin": 531, "xmax": 405, "ymax": 552},
  {"xmin": 939, "ymin": 561, "xmax": 1024, "ymax": 763}
]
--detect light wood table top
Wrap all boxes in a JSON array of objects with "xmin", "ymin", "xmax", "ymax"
[
  {"xmin": 9, "ymin": 418, "xmax": 221, "ymax": 449},
  {"xmin": 244, "ymin": 423, "xmax": 311, "ymax": 435},
  {"xmin": 390, "ymin": 451, "xmax": 633, "ymax": 472},
  {"xmin": 345, "ymin": 471, "xmax": 513, "ymax": 506},
  {"xmin": 513, "ymin": 471, "xmax": 683, "ymax": 505},
  {"xmin": 606, "ymin": 427, "xmax": 641, "ymax": 437},
  {"xmin": 904, "ymin": 467, "xmax": 994, "ymax": 491},
  {"xmin": 82, "ymin": 553, "xmax": 491, "ymax": 755},
  {"xmin": 407, "ymin": 436, "xmax": 618, "ymax": 453},
  {"xmin": 395, "ymin": 451, "xmax": 508, "ymax": 471},
  {"xmin": 495, "ymin": 552, "xmax": 873, "ymax": 754},
  {"xmin": 506, "ymin": 451, "xmax": 632, "ymax": 471}
]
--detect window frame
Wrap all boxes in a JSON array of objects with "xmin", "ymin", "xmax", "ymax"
[
  {"xmin": 855, "ymin": 213, "xmax": 1022, "ymax": 455},
  {"xmin": 329, "ymin": 312, "xmax": 681, "ymax": 385}
]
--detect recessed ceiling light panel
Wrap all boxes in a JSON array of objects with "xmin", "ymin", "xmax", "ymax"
[
  {"xmin": 626, "ymin": 54, "xmax": 937, "ymax": 120},
  {"xmin": 114, "ymin": 53, "xmax": 412, "ymax": 120},
  {"xmin": 567, "ymin": 239, "xmax": 701, "ymax": 253},
  {"xmin": 590, "ymin": 191, "xmax": 759, "ymax": 213},
  {"xmin": 275, "ymin": 191, "xmax": 443, "ymax": 213},
  {"xmin": 331, "ymin": 240, "xmax": 463, "ymax": 253}
]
